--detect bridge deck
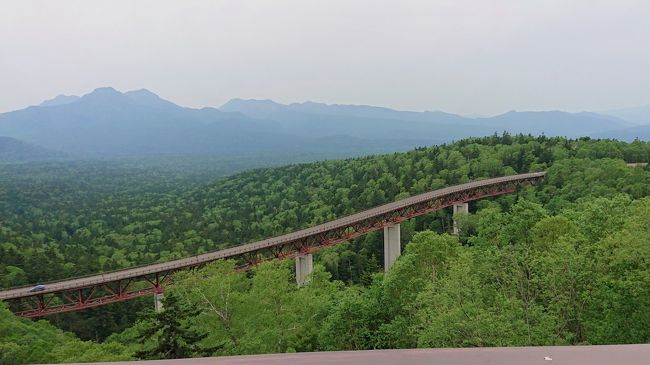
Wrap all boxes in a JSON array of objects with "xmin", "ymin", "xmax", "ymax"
[
  {"xmin": 66, "ymin": 345, "xmax": 650, "ymax": 365},
  {"xmin": 0, "ymin": 172, "xmax": 545, "ymax": 302}
]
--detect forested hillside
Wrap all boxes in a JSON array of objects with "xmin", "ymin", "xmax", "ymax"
[{"xmin": 1, "ymin": 135, "xmax": 650, "ymax": 363}]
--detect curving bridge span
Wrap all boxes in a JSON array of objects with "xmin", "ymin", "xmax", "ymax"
[{"xmin": 0, "ymin": 172, "xmax": 545, "ymax": 318}]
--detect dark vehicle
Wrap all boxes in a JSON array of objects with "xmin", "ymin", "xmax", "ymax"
[{"xmin": 29, "ymin": 285, "xmax": 46, "ymax": 293}]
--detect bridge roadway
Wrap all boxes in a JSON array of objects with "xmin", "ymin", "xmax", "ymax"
[
  {"xmin": 0, "ymin": 172, "xmax": 545, "ymax": 317},
  {"xmin": 63, "ymin": 345, "xmax": 650, "ymax": 365}
]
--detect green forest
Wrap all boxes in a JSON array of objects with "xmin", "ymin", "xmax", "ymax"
[{"xmin": 1, "ymin": 135, "xmax": 650, "ymax": 364}]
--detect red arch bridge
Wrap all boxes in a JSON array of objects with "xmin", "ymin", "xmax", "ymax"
[{"xmin": 0, "ymin": 172, "xmax": 545, "ymax": 318}]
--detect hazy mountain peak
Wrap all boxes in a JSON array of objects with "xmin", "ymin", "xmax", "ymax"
[
  {"xmin": 78, "ymin": 87, "xmax": 120, "ymax": 100},
  {"xmin": 293, "ymin": 100, "xmax": 327, "ymax": 107},
  {"xmin": 75, "ymin": 87, "xmax": 132, "ymax": 107},
  {"xmin": 40, "ymin": 94, "xmax": 80, "ymax": 107},
  {"xmin": 495, "ymin": 110, "xmax": 565, "ymax": 117},
  {"xmin": 222, "ymin": 98, "xmax": 283, "ymax": 107},
  {"xmin": 220, "ymin": 98, "xmax": 286, "ymax": 119},
  {"xmin": 126, "ymin": 88, "xmax": 158, "ymax": 97},
  {"xmin": 89, "ymin": 86, "xmax": 121, "ymax": 96},
  {"xmin": 422, "ymin": 110, "xmax": 464, "ymax": 118},
  {"xmin": 125, "ymin": 88, "xmax": 177, "ymax": 108},
  {"xmin": 1, "ymin": 89, "xmax": 644, "ymax": 158}
]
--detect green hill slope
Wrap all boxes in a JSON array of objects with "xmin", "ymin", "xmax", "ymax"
[{"xmin": 1, "ymin": 135, "xmax": 650, "ymax": 362}]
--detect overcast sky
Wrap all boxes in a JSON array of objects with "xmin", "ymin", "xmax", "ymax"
[{"xmin": 1, "ymin": 0, "xmax": 649, "ymax": 115}]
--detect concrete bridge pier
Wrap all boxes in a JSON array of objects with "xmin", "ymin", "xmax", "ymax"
[
  {"xmin": 295, "ymin": 254, "xmax": 313, "ymax": 286},
  {"xmin": 154, "ymin": 292, "xmax": 164, "ymax": 312},
  {"xmin": 383, "ymin": 223, "xmax": 401, "ymax": 271},
  {"xmin": 452, "ymin": 202, "xmax": 469, "ymax": 235}
]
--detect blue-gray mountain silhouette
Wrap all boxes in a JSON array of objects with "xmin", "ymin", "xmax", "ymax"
[
  {"xmin": 0, "ymin": 88, "xmax": 643, "ymax": 158},
  {"xmin": 604, "ymin": 105, "xmax": 650, "ymax": 126},
  {"xmin": 221, "ymin": 99, "xmax": 634, "ymax": 140},
  {"xmin": 0, "ymin": 88, "xmax": 292, "ymax": 156},
  {"xmin": 0, "ymin": 136, "xmax": 62, "ymax": 162},
  {"xmin": 39, "ymin": 94, "xmax": 80, "ymax": 107}
]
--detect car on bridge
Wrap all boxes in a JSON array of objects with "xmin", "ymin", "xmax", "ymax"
[{"xmin": 29, "ymin": 284, "xmax": 46, "ymax": 293}]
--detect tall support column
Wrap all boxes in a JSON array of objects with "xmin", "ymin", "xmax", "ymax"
[
  {"xmin": 383, "ymin": 223, "xmax": 401, "ymax": 271},
  {"xmin": 154, "ymin": 292, "xmax": 164, "ymax": 312},
  {"xmin": 452, "ymin": 202, "xmax": 469, "ymax": 235},
  {"xmin": 295, "ymin": 254, "xmax": 313, "ymax": 287}
]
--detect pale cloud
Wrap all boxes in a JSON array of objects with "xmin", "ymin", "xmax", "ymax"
[{"xmin": 0, "ymin": 0, "xmax": 648, "ymax": 115}]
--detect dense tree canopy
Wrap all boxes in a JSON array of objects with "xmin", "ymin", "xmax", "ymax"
[{"xmin": 1, "ymin": 135, "xmax": 650, "ymax": 363}]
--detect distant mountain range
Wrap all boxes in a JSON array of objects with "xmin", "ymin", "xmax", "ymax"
[
  {"xmin": 223, "ymin": 98, "xmax": 635, "ymax": 140},
  {"xmin": 603, "ymin": 105, "xmax": 650, "ymax": 126},
  {"xmin": 0, "ymin": 87, "xmax": 648, "ymax": 160},
  {"xmin": 39, "ymin": 94, "xmax": 80, "ymax": 107}
]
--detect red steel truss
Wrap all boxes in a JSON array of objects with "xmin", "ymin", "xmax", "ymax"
[{"xmin": 0, "ymin": 172, "xmax": 545, "ymax": 318}]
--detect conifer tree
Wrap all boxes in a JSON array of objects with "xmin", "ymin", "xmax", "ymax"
[{"xmin": 136, "ymin": 293, "xmax": 218, "ymax": 359}]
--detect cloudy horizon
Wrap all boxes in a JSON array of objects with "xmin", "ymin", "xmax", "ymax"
[
  {"xmin": 23, "ymin": 85, "xmax": 641, "ymax": 119},
  {"xmin": 1, "ymin": 0, "xmax": 649, "ymax": 115}
]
